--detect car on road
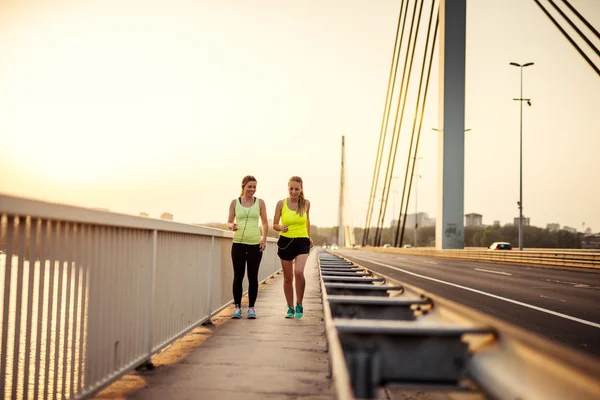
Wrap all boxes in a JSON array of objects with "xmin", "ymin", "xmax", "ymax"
[{"xmin": 489, "ymin": 242, "xmax": 513, "ymax": 250}]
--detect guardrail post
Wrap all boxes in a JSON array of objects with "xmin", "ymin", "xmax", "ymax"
[
  {"xmin": 139, "ymin": 230, "xmax": 158, "ymax": 370},
  {"xmin": 203, "ymin": 235, "xmax": 215, "ymax": 326}
]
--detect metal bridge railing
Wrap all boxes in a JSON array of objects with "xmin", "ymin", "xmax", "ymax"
[
  {"xmin": 319, "ymin": 250, "xmax": 600, "ymax": 400},
  {"xmin": 0, "ymin": 193, "xmax": 280, "ymax": 399}
]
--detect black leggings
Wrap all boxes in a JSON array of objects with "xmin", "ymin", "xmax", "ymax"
[{"xmin": 231, "ymin": 243, "xmax": 263, "ymax": 308}]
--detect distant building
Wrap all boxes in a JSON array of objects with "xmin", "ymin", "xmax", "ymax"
[
  {"xmin": 396, "ymin": 213, "xmax": 433, "ymax": 229},
  {"xmin": 422, "ymin": 216, "xmax": 436, "ymax": 228},
  {"xmin": 582, "ymin": 234, "xmax": 600, "ymax": 249},
  {"xmin": 465, "ymin": 213, "xmax": 483, "ymax": 227},
  {"xmin": 140, "ymin": 212, "xmax": 149, "ymax": 217},
  {"xmin": 160, "ymin": 212, "xmax": 174, "ymax": 221},
  {"xmin": 546, "ymin": 223, "xmax": 560, "ymax": 231},
  {"xmin": 563, "ymin": 226, "xmax": 577, "ymax": 233},
  {"xmin": 513, "ymin": 217, "xmax": 530, "ymax": 226},
  {"xmin": 493, "ymin": 220, "xmax": 500, "ymax": 228}
]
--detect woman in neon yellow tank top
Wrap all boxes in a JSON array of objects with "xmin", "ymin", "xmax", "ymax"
[
  {"xmin": 227, "ymin": 175, "xmax": 269, "ymax": 319},
  {"xmin": 272, "ymin": 176, "xmax": 313, "ymax": 319}
]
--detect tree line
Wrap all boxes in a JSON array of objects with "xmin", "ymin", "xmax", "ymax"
[{"xmin": 314, "ymin": 224, "xmax": 583, "ymax": 249}]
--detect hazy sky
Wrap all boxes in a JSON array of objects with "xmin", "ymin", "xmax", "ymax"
[{"xmin": 1, "ymin": 0, "xmax": 599, "ymax": 232}]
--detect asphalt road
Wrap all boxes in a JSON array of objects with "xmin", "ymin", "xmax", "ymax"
[{"xmin": 336, "ymin": 249, "xmax": 600, "ymax": 358}]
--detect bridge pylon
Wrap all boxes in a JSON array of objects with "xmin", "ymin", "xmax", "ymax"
[
  {"xmin": 338, "ymin": 136, "xmax": 356, "ymax": 247},
  {"xmin": 437, "ymin": 0, "xmax": 466, "ymax": 249}
]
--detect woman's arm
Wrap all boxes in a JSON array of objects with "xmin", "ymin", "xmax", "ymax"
[
  {"xmin": 272, "ymin": 200, "xmax": 287, "ymax": 232},
  {"xmin": 259, "ymin": 199, "xmax": 268, "ymax": 250},
  {"xmin": 306, "ymin": 200, "xmax": 313, "ymax": 248},
  {"xmin": 227, "ymin": 199, "xmax": 238, "ymax": 231}
]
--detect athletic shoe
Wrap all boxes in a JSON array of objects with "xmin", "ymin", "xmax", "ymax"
[
  {"xmin": 247, "ymin": 308, "xmax": 257, "ymax": 319},
  {"xmin": 285, "ymin": 306, "xmax": 295, "ymax": 319},
  {"xmin": 232, "ymin": 307, "xmax": 242, "ymax": 319},
  {"xmin": 295, "ymin": 303, "xmax": 303, "ymax": 319}
]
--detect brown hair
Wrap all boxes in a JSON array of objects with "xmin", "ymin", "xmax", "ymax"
[
  {"xmin": 288, "ymin": 176, "xmax": 306, "ymax": 216},
  {"xmin": 240, "ymin": 175, "xmax": 257, "ymax": 196}
]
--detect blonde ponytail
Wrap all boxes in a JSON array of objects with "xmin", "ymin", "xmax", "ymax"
[
  {"xmin": 298, "ymin": 191, "xmax": 306, "ymax": 216},
  {"xmin": 289, "ymin": 176, "xmax": 306, "ymax": 216}
]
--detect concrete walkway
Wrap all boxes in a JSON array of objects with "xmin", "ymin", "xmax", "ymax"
[{"xmin": 97, "ymin": 249, "xmax": 331, "ymax": 400}]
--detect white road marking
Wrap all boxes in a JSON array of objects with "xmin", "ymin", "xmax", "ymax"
[
  {"xmin": 546, "ymin": 279, "xmax": 578, "ymax": 285},
  {"xmin": 353, "ymin": 255, "xmax": 600, "ymax": 329},
  {"xmin": 423, "ymin": 261, "xmax": 438, "ymax": 265},
  {"xmin": 475, "ymin": 268, "xmax": 512, "ymax": 276},
  {"xmin": 540, "ymin": 295, "xmax": 567, "ymax": 303},
  {"xmin": 546, "ymin": 279, "xmax": 600, "ymax": 289}
]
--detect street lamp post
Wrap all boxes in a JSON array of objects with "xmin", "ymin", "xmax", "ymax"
[
  {"xmin": 392, "ymin": 188, "xmax": 399, "ymax": 244},
  {"xmin": 391, "ymin": 176, "xmax": 401, "ymax": 245},
  {"xmin": 413, "ymin": 157, "xmax": 423, "ymax": 247},
  {"xmin": 510, "ymin": 61, "xmax": 534, "ymax": 251},
  {"xmin": 375, "ymin": 187, "xmax": 384, "ymax": 246}
]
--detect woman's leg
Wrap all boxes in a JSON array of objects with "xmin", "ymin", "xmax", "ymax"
[
  {"xmin": 281, "ymin": 259, "xmax": 295, "ymax": 307},
  {"xmin": 231, "ymin": 244, "xmax": 247, "ymax": 307},
  {"xmin": 246, "ymin": 245, "xmax": 262, "ymax": 308},
  {"xmin": 293, "ymin": 254, "xmax": 308, "ymax": 305}
]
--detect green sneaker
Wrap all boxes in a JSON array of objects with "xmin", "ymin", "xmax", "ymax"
[
  {"xmin": 295, "ymin": 303, "xmax": 303, "ymax": 319},
  {"xmin": 285, "ymin": 306, "xmax": 295, "ymax": 319}
]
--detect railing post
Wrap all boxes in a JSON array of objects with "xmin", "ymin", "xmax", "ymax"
[
  {"xmin": 140, "ymin": 230, "xmax": 158, "ymax": 370},
  {"xmin": 203, "ymin": 235, "xmax": 215, "ymax": 325},
  {"xmin": 0, "ymin": 217, "xmax": 15, "ymax": 398}
]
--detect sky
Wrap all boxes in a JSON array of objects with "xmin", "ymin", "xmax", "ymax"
[{"xmin": 0, "ymin": 0, "xmax": 599, "ymax": 232}]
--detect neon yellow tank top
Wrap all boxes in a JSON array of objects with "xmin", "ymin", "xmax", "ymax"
[
  {"xmin": 233, "ymin": 197, "xmax": 261, "ymax": 244},
  {"xmin": 281, "ymin": 198, "xmax": 308, "ymax": 238}
]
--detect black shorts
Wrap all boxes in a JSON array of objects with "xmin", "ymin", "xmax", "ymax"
[{"xmin": 277, "ymin": 236, "xmax": 310, "ymax": 261}]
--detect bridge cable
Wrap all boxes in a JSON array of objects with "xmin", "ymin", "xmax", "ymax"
[
  {"xmin": 373, "ymin": 0, "xmax": 421, "ymax": 245},
  {"xmin": 393, "ymin": 0, "xmax": 439, "ymax": 247},
  {"xmin": 546, "ymin": 0, "xmax": 599, "ymax": 58},
  {"xmin": 375, "ymin": 0, "xmax": 428, "ymax": 246},
  {"xmin": 363, "ymin": 0, "xmax": 409, "ymax": 246},
  {"xmin": 533, "ymin": 0, "xmax": 600, "ymax": 76},
  {"xmin": 374, "ymin": 0, "xmax": 426, "ymax": 246},
  {"xmin": 366, "ymin": 0, "xmax": 412, "ymax": 246},
  {"xmin": 397, "ymin": 3, "xmax": 439, "ymax": 247},
  {"xmin": 561, "ymin": 0, "xmax": 600, "ymax": 40}
]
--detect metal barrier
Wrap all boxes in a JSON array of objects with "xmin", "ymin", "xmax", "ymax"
[
  {"xmin": 319, "ymin": 250, "xmax": 600, "ymax": 400},
  {"xmin": 363, "ymin": 246, "xmax": 600, "ymax": 269},
  {"xmin": 0, "ymin": 194, "xmax": 280, "ymax": 399}
]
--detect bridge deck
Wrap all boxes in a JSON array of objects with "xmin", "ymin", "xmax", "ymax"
[{"xmin": 99, "ymin": 250, "xmax": 331, "ymax": 400}]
